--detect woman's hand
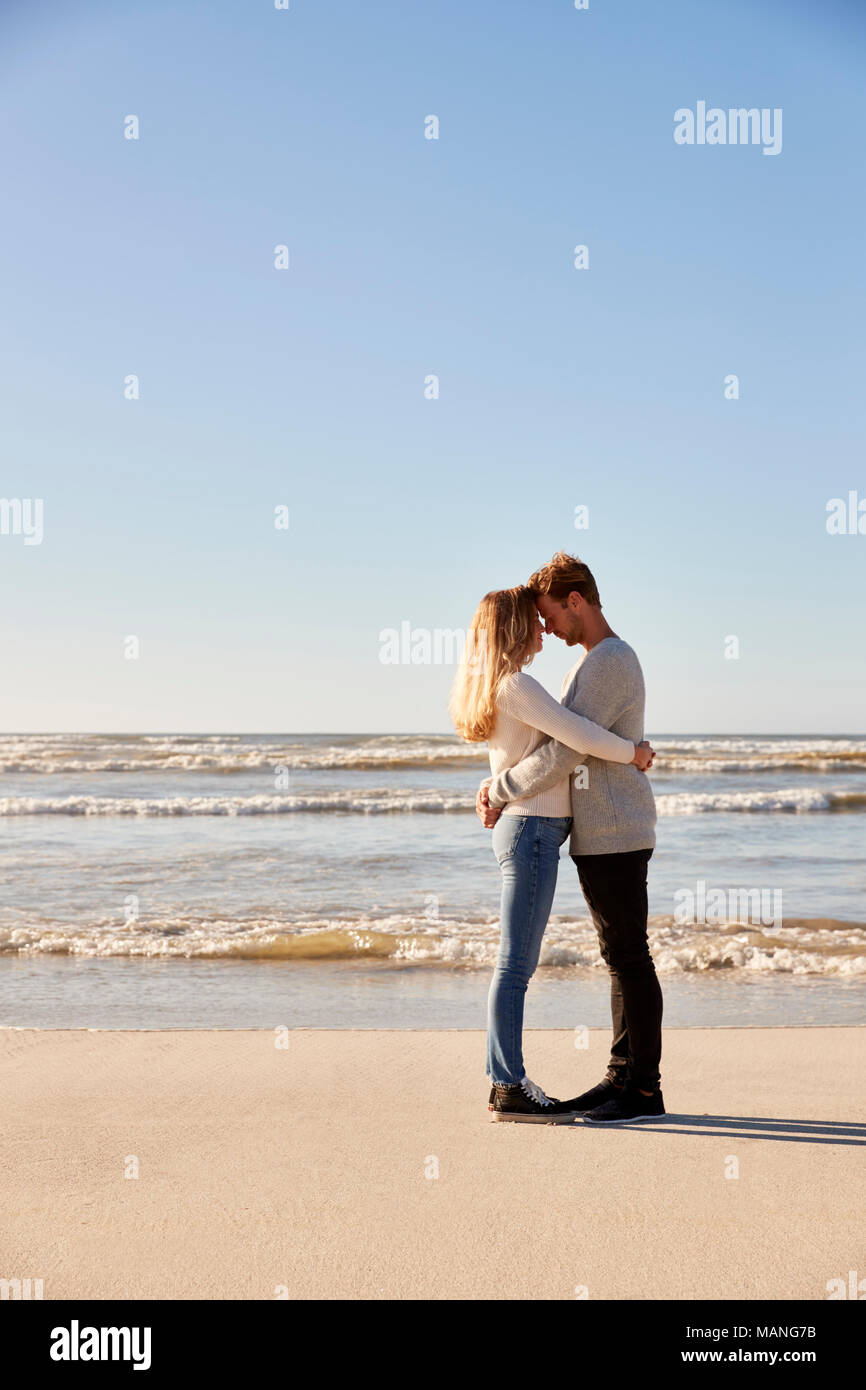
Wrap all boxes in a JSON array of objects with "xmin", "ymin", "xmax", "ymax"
[
  {"xmin": 631, "ymin": 740, "xmax": 655, "ymax": 772},
  {"xmin": 476, "ymin": 784, "xmax": 502, "ymax": 828}
]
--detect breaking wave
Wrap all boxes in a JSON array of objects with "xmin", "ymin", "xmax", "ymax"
[
  {"xmin": 1, "ymin": 787, "xmax": 865, "ymax": 816},
  {"xmin": 2, "ymin": 912, "xmax": 864, "ymax": 976},
  {"xmin": 1, "ymin": 734, "xmax": 865, "ymax": 774}
]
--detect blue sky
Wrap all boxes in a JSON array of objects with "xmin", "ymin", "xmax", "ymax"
[{"xmin": 1, "ymin": 0, "xmax": 864, "ymax": 732}]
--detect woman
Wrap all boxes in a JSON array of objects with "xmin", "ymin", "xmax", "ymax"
[{"xmin": 449, "ymin": 587, "xmax": 654, "ymax": 1123}]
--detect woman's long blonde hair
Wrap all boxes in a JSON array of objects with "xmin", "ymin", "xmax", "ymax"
[{"xmin": 448, "ymin": 586, "xmax": 538, "ymax": 742}]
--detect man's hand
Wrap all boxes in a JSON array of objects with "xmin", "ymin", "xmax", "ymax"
[
  {"xmin": 631, "ymin": 739, "xmax": 655, "ymax": 772},
  {"xmin": 476, "ymin": 784, "xmax": 502, "ymax": 828}
]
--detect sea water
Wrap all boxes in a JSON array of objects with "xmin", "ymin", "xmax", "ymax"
[{"xmin": 0, "ymin": 732, "xmax": 864, "ymax": 1027}]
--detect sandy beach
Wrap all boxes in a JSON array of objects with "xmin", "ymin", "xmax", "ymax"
[{"xmin": 3, "ymin": 1026, "xmax": 863, "ymax": 1301}]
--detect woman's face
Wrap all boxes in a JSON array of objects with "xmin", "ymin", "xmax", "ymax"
[{"xmin": 530, "ymin": 611, "xmax": 544, "ymax": 655}]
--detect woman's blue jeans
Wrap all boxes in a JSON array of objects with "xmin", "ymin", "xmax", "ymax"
[{"xmin": 486, "ymin": 814, "xmax": 573, "ymax": 1085}]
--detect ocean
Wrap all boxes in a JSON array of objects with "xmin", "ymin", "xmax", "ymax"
[{"xmin": 1, "ymin": 732, "xmax": 865, "ymax": 1028}]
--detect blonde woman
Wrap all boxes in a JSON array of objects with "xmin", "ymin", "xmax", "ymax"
[{"xmin": 450, "ymin": 587, "xmax": 654, "ymax": 1123}]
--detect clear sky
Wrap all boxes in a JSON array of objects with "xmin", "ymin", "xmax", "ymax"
[{"xmin": 1, "ymin": 0, "xmax": 864, "ymax": 733}]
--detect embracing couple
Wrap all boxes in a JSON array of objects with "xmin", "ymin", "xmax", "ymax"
[{"xmin": 449, "ymin": 552, "xmax": 665, "ymax": 1126}]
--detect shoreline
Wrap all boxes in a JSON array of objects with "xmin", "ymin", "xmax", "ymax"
[
  {"xmin": 2, "ymin": 1023, "xmax": 864, "ymax": 1031},
  {"xmin": 3, "ymin": 954, "xmax": 864, "ymax": 1030}
]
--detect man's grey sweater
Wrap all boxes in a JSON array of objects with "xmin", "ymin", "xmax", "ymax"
[{"xmin": 486, "ymin": 636, "xmax": 656, "ymax": 856}]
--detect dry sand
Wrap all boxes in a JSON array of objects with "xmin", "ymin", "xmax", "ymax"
[{"xmin": 3, "ymin": 1027, "xmax": 863, "ymax": 1300}]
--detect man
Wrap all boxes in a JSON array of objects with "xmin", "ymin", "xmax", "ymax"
[{"xmin": 477, "ymin": 552, "xmax": 665, "ymax": 1124}]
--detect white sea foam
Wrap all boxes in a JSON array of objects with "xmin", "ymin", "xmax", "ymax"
[
  {"xmin": 1, "ymin": 912, "xmax": 864, "ymax": 975},
  {"xmin": 1, "ymin": 786, "xmax": 864, "ymax": 816},
  {"xmin": 655, "ymin": 787, "xmax": 866, "ymax": 814},
  {"xmin": 0, "ymin": 734, "xmax": 487, "ymax": 773},
  {"xmin": 1, "ymin": 733, "xmax": 865, "ymax": 774},
  {"xmin": 0, "ymin": 790, "xmax": 470, "ymax": 815}
]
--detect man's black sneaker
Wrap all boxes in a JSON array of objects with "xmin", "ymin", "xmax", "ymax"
[
  {"xmin": 491, "ymin": 1076, "xmax": 576, "ymax": 1124},
  {"xmin": 581, "ymin": 1085, "xmax": 666, "ymax": 1125},
  {"xmin": 560, "ymin": 1077, "xmax": 625, "ymax": 1115}
]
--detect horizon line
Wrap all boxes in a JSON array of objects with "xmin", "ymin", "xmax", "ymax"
[{"xmin": 2, "ymin": 730, "xmax": 865, "ymax": 739}]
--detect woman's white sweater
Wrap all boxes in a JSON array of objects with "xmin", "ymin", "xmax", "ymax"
[{"xmin": 488, "ymin": 671, "xmax": 635, "ymax": 818}]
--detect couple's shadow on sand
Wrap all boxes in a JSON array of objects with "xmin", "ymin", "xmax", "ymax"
[{"xmin": 583, "ymin": 1116, "xmax": 866, "ymax": 1146}]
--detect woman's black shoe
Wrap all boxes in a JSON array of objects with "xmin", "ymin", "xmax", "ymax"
[{"xmin": 490, "ymin": 1076, "xmax": 576, "ymax": 1124}]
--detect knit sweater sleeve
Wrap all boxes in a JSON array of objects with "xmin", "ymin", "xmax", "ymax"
[
  {"xmin": 487, "ymin": 645, "xmax": 640, "ymax": 808},
  {"xmin": 497, "ymin": 673, "xmax": 635, "ymax": 762}
]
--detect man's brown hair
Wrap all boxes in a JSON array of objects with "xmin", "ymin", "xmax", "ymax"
[{"xmin": 527, "ymin": 551, "xmax": 601, "ymax": 607}]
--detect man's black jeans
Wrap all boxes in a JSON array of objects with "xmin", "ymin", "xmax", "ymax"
[{"xmin": 572, "ymin": 847, "xmax": 662, "ymax": 1092}]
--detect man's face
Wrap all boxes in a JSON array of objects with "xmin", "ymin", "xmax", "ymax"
[{"xmin": 536, "ymin": 592, "xmax": 584, "ymax": 646}]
